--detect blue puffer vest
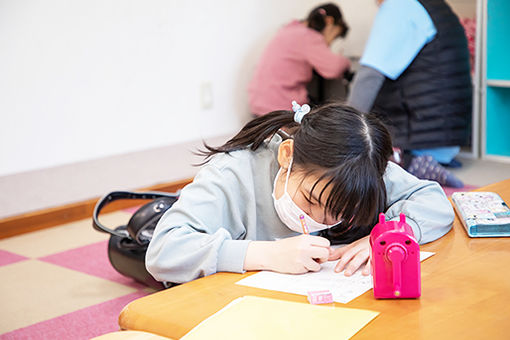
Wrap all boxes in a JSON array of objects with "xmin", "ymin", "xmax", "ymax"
[{"xmin": 372, "ymin": 0, "xmax": 472, "ymax": 150}]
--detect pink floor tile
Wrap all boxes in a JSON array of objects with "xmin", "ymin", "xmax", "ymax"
[
  {"xmin": 38, "ymin": 241, "xmax": 145, "ymax": 289},
  {"xmin": 0, "ymin": 249, "xmax": 28, "ymax": 267},
  {"xmin": 442, "ymin": 184, "xmax": 479, "ymax": 197},
  {"xmin": 122, "ymin": 205, "xmax": 141, "ymax": 214},
  {"xmin": 0, "ymin": 290, "xmax": 149, "ymax": 340}
]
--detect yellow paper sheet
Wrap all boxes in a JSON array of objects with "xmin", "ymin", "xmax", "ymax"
[{"xmin": 181, "ymin": 296, "xmax": 379, "ymax": 340}]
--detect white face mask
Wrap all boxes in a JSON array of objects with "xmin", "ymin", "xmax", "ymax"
[{"xmin": 272, "ymin": 159, "xmax": 338, "ymax": 233}]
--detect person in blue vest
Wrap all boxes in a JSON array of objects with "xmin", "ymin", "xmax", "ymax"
[{"xmin": 347, "ymin": 0, "xmax": 471, "ymax": 188}]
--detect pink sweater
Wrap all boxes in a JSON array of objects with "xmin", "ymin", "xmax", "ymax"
[{"xmin": 248, "ymin": 20, "xmax": 350, "ymax": 115}]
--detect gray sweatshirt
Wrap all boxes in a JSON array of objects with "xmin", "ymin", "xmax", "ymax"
[{"xmin": 146, "ymin": 134, "xmax": 454, "ymax": 284}]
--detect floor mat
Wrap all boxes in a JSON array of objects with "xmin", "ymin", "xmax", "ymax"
[
  {"xmin": 442, "ymin": 184, "xmax": 479, "ymax": 197},
  {"xmin": 0, "ymin": 213, "xmax": 155, "ymax": 340}
]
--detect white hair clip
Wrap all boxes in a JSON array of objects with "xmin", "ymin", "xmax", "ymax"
[{"xmin": 292, "ymin": 100, "xmax": 311, "ymax": 124}]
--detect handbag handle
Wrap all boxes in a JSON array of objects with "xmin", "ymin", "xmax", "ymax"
[{"xmin": 92, "ymin": 191, "xmax": 179, "ymax": 238}]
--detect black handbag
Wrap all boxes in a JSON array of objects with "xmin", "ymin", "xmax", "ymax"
[{"xmin": 92, "ymin": 191, "xmax": 178, "ymax": 289}]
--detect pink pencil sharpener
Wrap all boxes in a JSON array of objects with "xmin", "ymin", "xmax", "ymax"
[{"xmin": 370, "ymin": 213, "xmax": 421, "ymax": 299}]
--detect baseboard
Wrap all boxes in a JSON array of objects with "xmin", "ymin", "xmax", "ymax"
[{"xmin": 0, "ymin": 178, "xmax": 192, "ymax": 240}]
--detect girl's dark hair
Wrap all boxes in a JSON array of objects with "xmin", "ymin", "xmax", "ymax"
[
  {"xmin": 199, "ymin": 103, "xmax": 393, "ymax": 242},
  {"xmin": 307, "ymin": 3, "xmax": 349, "ymax": 38}
]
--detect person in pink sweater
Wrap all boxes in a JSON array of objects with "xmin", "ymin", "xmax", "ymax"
[{"xmin": 248, "ymin": 3, "xmax": 351, "ymax": 116}]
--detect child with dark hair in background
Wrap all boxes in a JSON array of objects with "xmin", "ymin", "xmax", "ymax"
[
  {"xmin": 146, "ymin": 101, "xmax": 454, "ymax": 285},
  {"xmin": 248, "ymin": 3, "xmax": 351, "ymax": 116}
]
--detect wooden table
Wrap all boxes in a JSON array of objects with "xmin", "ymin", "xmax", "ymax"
[{"xmin": 119, "ymin": 179, "xmax": 510, "ymax": 339}]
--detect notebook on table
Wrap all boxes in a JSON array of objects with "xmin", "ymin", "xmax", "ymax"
[
  {"xmin": 180, "ymin": 296, "xmax": 379, "ymax": 340},
  {"xmin": 451, "ymin": 192, "xmax": 510, "ymax": 237}
]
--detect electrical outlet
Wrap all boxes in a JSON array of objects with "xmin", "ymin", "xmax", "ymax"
[{"xmin": 200, "ymin": 82, "xmax": 213, "ymax": 110}]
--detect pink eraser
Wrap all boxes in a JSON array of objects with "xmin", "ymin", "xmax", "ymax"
[{"xmin": 307, "ymin": 290, "xmax": 334, "ymax": 304}]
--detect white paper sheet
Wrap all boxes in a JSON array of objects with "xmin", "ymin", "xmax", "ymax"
[{"xmin": 236, "ymin": 251, "xmax": 435, "ymax": 304}]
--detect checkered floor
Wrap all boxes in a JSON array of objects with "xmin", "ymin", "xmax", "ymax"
[{"xmin": 0, "ymin": 210, "xmax": 156, "ymax": 340}]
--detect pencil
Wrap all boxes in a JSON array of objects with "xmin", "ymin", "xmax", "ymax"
[{"xmin": 299, "ymin": 214, "xmax": 309, "ymax": 234}]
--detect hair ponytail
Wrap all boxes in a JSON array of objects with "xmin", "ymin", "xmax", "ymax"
[
  {"xmin": 306, "ymin": 3, "xmax": 349, "ymax": 38},
  {"xmin": 307, "ymin": 7, "xmax": 328, "ymax": 32},
  {"xmin": 197, "ymin": 110, "xmax": 297, "ymax": 163}
]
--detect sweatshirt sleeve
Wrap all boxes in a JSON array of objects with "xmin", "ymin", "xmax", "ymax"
[
  {"xmin": 304, "ymin": 34, "xmax": 351, "ymax": 79},
  {"xmin": 145, "ymin": 163, "xmax": 253, "ymax": 284},
  {"xmin": 347, "ymin": 65, "xmax": 386, "ymax": 113},
  {"xmin": 383, "ymin": 161, "xmax": 454, "ymax": 244}
]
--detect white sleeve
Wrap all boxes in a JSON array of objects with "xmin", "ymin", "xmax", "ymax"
[
  {"xmin": 383, "ymin": 161, "xmax": 454, "ymax": 244},
  {"xmin": 145, "ymin": 163, "xmax": 253, "ymax": 284}
]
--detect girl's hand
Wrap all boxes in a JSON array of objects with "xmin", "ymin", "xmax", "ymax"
[
  {"xmin": 328, "ymin": 235, "xmax": 371, "ymax": 276},
  {"xmin": 244, "ymin": 235, "xmax": 331, "ymax": 274}
]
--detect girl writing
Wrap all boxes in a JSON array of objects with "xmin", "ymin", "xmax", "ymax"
[{"xmin": 146, "ymin": 102, "xmax": 454, "ymax": 284}]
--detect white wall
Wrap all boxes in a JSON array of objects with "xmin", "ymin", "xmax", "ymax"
[
  {"xmin": 0, "ymin": 0, "xmax": 473, "ymax": 217},
  {"xmin": 0, "ymin": 0, "xmax": 379, "ymax": 217},
  {"xmin": 446, "ymin": 0, "xmax": 477, "ymax": 18},
  {"xmin": 0, "ymin": 0, "xmax": 318, "ymax": 176},
  {"xmin": 335, "ymin": 0, "xmax": 378, "ymax": 57}
]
